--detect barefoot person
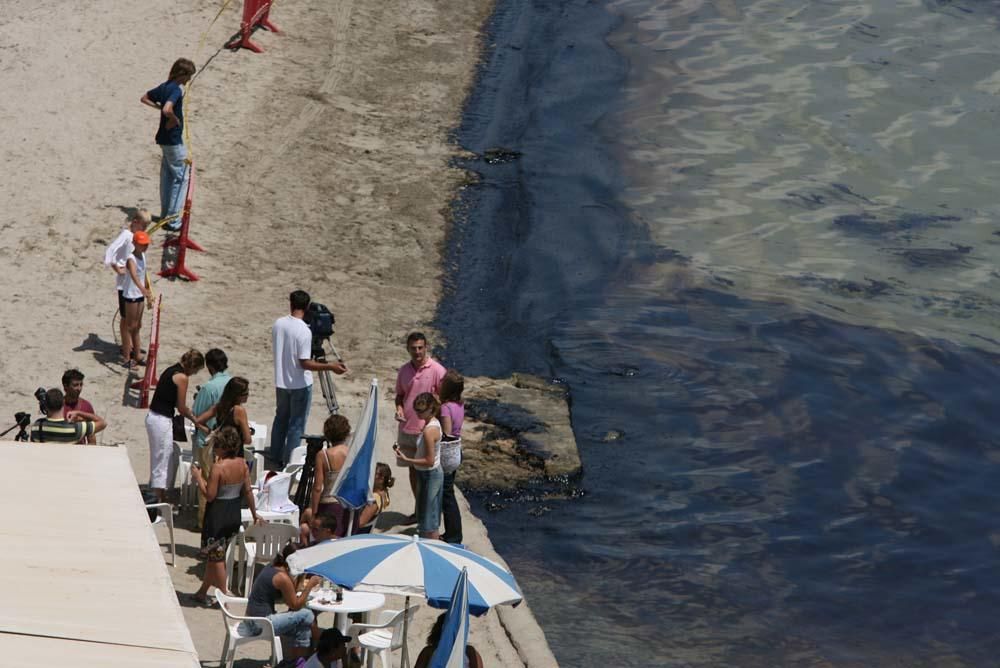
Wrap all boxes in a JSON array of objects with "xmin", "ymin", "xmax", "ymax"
[
  {"xmin": 122, "ymin": 230, "xmax": 153, "ymax": 368},
  {"xmin": 394, "ymin": 332, "xmax": 445, "ymax": 519},
  {"xmin": 145, "ymin": 349, "xmax": 204, "ymax": 502},
  {"xmin": 190, "ymin": 426, "xmax": 261, "ymax": 605},
  {"xmin": 104, "ymin": 209, "xmax": 151, "ymax": 360},
  {"xmin": 140, "ymin": 58, "xmax": 195, "ymax": 232}
]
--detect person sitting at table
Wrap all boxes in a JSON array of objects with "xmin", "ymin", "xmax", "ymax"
[
  {"xmin": 303, "ymin": 627, "xmax": 351, "ymax": 668},
  {"xmin": 308, "ymin": 414, "xmax": 351, "ymax": 536},
  {"xmin": 241, "ymin": 543, "xmax": 322, "ymax": 661},
  {"xmin": 414, "ymin": 612, "xmax": 485, "ymax": 668},
  {"xmin": 189, "ymin": 426, "xmax": 261, "ymax": 606},
  {"xmin": 194, "ymin": 376, "xmax": 253, "ymax": 458}
]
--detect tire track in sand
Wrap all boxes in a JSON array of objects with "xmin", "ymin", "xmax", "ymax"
[{"xmin": 243, "ymin": 0, "xmax": 355, "ymax": 204}]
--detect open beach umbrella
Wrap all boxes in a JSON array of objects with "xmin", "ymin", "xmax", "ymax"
[
  {"xmin": 428, "ymin": 567, "xmax": 470, "ymax": 668},
  {"xmin": 287, "ymin": 533, "xmax": 522, "ymax": 614},
  {"xmin": 288, "ymin": 535, "xmax": 520, "ymax": 668},
  {"xmin": 331, "ymin": 378, "xmax": 379, "ymax": 534}
]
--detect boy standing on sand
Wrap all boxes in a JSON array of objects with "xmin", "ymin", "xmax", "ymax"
[
  {"xmin": 141, "ymin": 58, "xmax": 195, "ymax": 232},
  {"xmin": 394, "ymin": 332, "xmax": 446, "ymax": 518}
]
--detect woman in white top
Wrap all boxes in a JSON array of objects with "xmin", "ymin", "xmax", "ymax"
[
  {"xmin": 122, "ymin": 230, "xmax": 153, "ymax": 369},
  {"xmin": 394, "ymin": 392, "xmax": 443, "ymax": 539}
]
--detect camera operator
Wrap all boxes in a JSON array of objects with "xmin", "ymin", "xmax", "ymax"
[
  {"xmin": 30, "ymin": 388, "xmax": 107, "ymax": 444},
  {"xmin": 269, "ymin": 290, "xmax": 348, "ymax": 468}
]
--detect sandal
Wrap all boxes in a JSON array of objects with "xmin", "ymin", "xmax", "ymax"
[{"xmin": 186, "ymin": 593, "xmax": 217, "ymax": 607}]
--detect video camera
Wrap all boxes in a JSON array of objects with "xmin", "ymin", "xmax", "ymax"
[
  {"xmin": 304, "ymin": 302, "xmax": 335, "ymax": 360},
  {"xmin": 34, "ymin": 387, "xmax": 49, "ymax": 414},
  {"xmin": 302, "ymin": 301, "xmax": 341, "ymax": 415}
]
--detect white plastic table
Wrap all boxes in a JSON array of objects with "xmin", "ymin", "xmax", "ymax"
[{"xmin": 308, "ymin": 589, "xmax": 386, "ymax": 634}]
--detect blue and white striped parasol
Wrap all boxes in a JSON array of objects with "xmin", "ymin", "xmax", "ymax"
[
  {"xmin": 286, "ymin": 534, "xmax": 522, "ymax": 616},
  {"xmin": 331, "ymin": 378, "xmax": 379, "ymax": 519},
  {"xmin": 428, "ymin": 567, "xmax": 470, "ymax": 668}
]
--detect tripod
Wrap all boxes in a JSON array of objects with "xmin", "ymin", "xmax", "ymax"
[
  {"xmin": 312, "ymin": 338, "xmax": 343, "ymax": 416},
  {"xmin": 0, "ymin": 412, "xmax": 32, "ymax": 442}
]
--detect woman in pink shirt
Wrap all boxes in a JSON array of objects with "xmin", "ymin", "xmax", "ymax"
[{"xmin": 438, "ymin": 370, "xmax": 465, "ymax": 544}]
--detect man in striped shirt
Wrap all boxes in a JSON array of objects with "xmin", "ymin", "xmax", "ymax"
[{"xmin": 30, "ymin": 388, "xmax": 107, "ymax": 444}]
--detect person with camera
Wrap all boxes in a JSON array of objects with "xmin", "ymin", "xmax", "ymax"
[
  {"xmin": 30, "ymin": 388, "xmax": 107, "ymax": 444},
  {"xmin": 61, "ymin": 369, "xmax": 97, "ymax": 445},
  {"xmin": 269, "ymin": 290, "xmax": 348, "ymax": 468}
]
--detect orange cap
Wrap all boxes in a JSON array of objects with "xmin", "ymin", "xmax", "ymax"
[{"xmin": 133, "ymin": 231, "xmax": 151, "ymax": 245}]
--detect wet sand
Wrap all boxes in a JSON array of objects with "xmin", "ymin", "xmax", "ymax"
[{"xmin": 0, "ymin": 0, "xmax": 555, "ymax": 664}]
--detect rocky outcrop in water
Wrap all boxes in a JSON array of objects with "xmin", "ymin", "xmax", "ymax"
[{"xmin": 458, "ymin": 374, "xmax": 581, "ymax": 491}]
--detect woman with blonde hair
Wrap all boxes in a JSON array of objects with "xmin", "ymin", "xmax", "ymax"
[{"xmin": 145, "ymin": 349, "xmax": 204, "ymax": 501}]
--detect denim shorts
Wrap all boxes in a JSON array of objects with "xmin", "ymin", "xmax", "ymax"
[
  {"xmin": 415, "ymin": 467, "xmax": 444, "ymax": 534},
  {"xmin": 239, "ymin": 608, "xmax": 313, "ymax": 648}
]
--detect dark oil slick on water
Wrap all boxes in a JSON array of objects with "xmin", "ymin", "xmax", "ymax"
[{"xmin": 438, "ymin": 0, "xmax": 1000, "ymax": 666}]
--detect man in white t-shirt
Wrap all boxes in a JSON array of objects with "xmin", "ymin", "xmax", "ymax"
[{"xmin": 270, "ymin": 290, "xmax": 348, "ymax": 467}]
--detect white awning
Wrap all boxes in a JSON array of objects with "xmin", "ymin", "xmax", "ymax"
[{"xmin": 0, "ymin": 442, "xmax": 198, "ymax": 667}]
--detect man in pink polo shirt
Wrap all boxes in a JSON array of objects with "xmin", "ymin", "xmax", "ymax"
[{"xmin": 395, "ymin": 332, "xmax": 446, "ymax": 516}]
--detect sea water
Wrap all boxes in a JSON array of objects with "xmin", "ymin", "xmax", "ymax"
[{"xmin": 441, "ymin": 1, "xmax": 1000, "ymax": 665}]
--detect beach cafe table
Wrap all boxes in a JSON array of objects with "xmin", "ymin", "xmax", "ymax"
[{"xmin": 308, "ymin": 589, "xmax": 386, "ymax": 634}]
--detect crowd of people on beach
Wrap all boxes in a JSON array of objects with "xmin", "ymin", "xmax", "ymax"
[{"xmin": 20, "ymin": 56, "xmax": 484, "ymax": 666}]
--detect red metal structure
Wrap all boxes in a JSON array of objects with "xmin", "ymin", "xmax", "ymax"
[
  {"xmin": 226, "ymin": 0, "xmax": 281, "ymax": 53},
  {"xmin": 132, "ymin": 294, "xmax": 162, "ymax": 409},
  {"xmin": 160, "ymin": 166, "xmax": 204, "ymax": 282}
]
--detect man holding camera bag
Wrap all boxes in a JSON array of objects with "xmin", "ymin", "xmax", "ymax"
[
  {"xmin": 30, "ymin": 388, "xmax": 107, "ymax": 444},
  {"xmin": 270, "ymin": 290, "xmax": 348, "ymax": 468}
]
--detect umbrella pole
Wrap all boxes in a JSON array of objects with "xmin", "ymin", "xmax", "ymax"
[
  {"xmin": 346, "ymin": 508, "xmax": 355, "ymax": 537},
  {"xmin": 401, "ymin": 594, "xmax": 411, "ymax": 668}
]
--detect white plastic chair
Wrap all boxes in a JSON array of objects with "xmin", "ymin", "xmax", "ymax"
[
  {"xmin": 256, "ymin": 472, "xmax": 296, "ymax": 514},
  {"xmin": 230, "ymin": 522, "xmax": 299, "ymax": 596},
  {"xmin": 215, "ymin": 591, "xmax": 282, "ymax": 668},
  {"xmin": 283, "ymin": 444, "xmax": 308, "ymax": 474},
  {"xmin": 145, "ymin": 502, "xmax": 175, "ymax": 566},
  {"xmin": 347, "ymin": 606, "xmax": 420, "ymax": 668}
]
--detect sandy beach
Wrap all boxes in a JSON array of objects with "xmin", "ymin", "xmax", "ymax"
[{"xmin": 0, "ymin": 0, "xmax": 556, "ymax": 664}]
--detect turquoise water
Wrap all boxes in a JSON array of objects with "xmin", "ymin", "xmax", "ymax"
[{"xmin": 443, "ymin": 1, "xmax": 1000, "ymax": 665}]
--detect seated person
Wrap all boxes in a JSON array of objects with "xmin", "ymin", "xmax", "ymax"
[
  {"xmin": 414, "ymin": 612, "xmax": 485, "ymax": 668},
  {"xmin": 241, "ymin": 543, "xmax": 321, "ymax": 661},
  {"xmin": 355, "ymin": 463, "xmax": 394, "ymax": 534},
  {"xmin": 301, "ymin": 513, "xmax": 339, "ymax": 547},
  {"xmin": 30, "ymin": 388, "xmax": 107, "ymax": 443},
  {"xmin": 304, "ymin": 628, "xmax": 351, "ymax": 668}
]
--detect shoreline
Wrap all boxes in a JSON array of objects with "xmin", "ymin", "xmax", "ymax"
[{"xmin": 0, "ymin": 0, "xmax": 557, "ymax": 664}]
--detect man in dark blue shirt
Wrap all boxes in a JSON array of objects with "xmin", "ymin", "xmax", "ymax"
[{"xmin": 141, "ymin": 58, "xmax": 196, "ymax": 231}]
